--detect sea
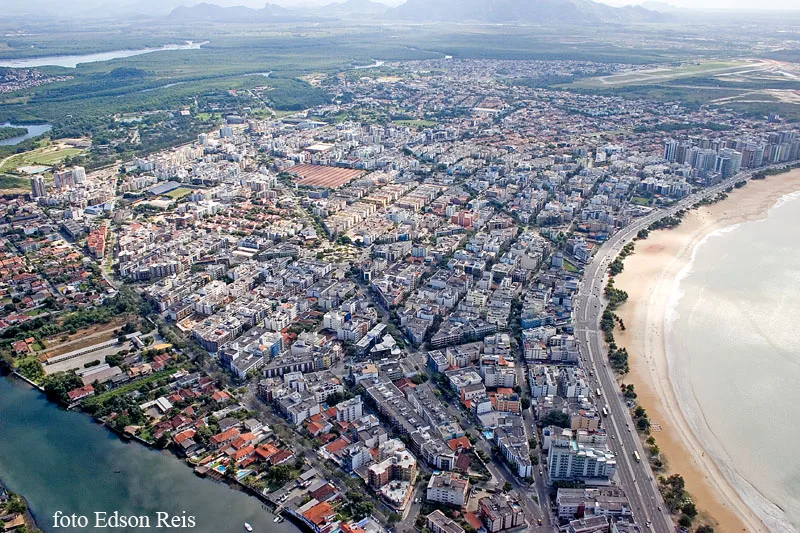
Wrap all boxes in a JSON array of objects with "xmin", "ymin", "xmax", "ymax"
[
  {"xmin": 666, "ymin": 191, "xmax": 800, "ymax": 532},
  {"xmin": 0, "ymin": 376, "xmax": 300, "ymax": 533}
]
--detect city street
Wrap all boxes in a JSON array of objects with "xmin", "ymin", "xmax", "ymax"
[{"xmin": 573, "ymin": 168, "xmax": 769, "ymax": 533}]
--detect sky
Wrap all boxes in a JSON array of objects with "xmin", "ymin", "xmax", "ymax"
[{"xmin": 3, "ymin": 0, "xmax": 800, "ymax": 14}]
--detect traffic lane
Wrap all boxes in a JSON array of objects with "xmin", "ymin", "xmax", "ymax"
[{"xmin": 582, "ymin": 278, "xmax": 671, "ymax": 530}]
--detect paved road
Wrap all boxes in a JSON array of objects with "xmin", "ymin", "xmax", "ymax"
[{"xmin": 573, "ymin": 169, "xmax": 769, "ymax": 532}]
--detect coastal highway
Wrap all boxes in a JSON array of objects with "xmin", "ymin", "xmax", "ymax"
[{"xmin": 574, "ymin": 169, "xmax": 768, "ymax": 532}]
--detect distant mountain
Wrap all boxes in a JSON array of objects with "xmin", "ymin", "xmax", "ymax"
[
  {"xmin": 321, "ymin": 0, "xmax": 390, "ymax": 16},
  {"xmin": 639, "ymin": 0, "xmax": 684, "ymax": 13},
  {"xmin": 167, "ymin": 2, "xmax": 321, "ymax": 22},
  {"xmin": 389, "ymin": 0, "xmax": 666, "ymax": 23}
]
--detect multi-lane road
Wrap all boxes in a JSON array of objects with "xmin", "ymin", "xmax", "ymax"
[{"xmin": 573, "ymin": 169, "xmax": 769, "ymax": 532}]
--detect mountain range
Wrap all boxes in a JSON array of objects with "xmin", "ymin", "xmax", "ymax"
[{"xmin": 390, "ymin": 0, "xmax": 665, "ymax": 23}]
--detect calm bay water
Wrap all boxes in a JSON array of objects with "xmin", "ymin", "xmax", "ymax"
[
  {"xmin": 0, "ymin": 376, "xmax": 299, "ymax": 533},
  {"xmin": 666, "ymin": 192, "xmax": 800, "ymax": 532},
  {"xmin": 0, "ymin": 123, "xmax": 52, "ymax": 146},
  {"xmin": 0, "ymin": 42, "xmax": 207, "ymax": 69}
]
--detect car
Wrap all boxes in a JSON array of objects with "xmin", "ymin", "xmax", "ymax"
[
  {"xmin": 538, "ymin": 519, "xmax": 543, "ymax": 526},
  {"xmin": 539, "ymin": 469, "xmax": 543, "ymax": 475}
]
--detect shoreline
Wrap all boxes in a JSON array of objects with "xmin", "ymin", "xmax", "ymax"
[
  {"xmin": 0, "ymin": 371, "xmax": 298, "ymax": 533},
  {"xmin": 612, "ymin": 169, "xmax": 800, "ymax": 533}
]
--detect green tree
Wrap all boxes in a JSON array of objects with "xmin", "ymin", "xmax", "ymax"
[{"xmin": 541, "ymin": 411, "xmax": 570, "ymax": 428}]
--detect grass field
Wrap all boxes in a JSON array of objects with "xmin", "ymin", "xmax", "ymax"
[
  {"xmin": 0, "ymin": 146, "xmax": 84, "ymax": 173},
  {"xmin": 165, "ymin": 187, "xmax": 193, "ymax": 200}
]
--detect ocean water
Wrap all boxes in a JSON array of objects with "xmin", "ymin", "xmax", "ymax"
[{"xmin": 666, "ymin": 192, "xmax": 800, "ymax": 532}]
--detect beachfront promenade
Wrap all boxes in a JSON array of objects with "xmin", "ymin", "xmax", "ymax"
[{"xmin": 573, "ymin": 167, "xmax": 768, "ymax": 533}]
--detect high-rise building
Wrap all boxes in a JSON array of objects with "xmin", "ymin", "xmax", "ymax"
[
  {"xmin": 547, "ymin": 428, "xmax": 617, "ymax": 482},
  {"xmin": 72, "ymin": 166, "xmax": 86, "ymax": 184},
  {"xmin": 715, "ymin": 148, "xmax": 742, "ymax": 178},
  {"xmin": 53, "ymin": 169, "xmax": 74, "ymax": 189},
  {"xmin": 663, "ymin": 140, "xmax": 678, "ymax": 162},
  {"xmin": 30, "ymin": 176, "xmax": 46, "ymax": 198}
]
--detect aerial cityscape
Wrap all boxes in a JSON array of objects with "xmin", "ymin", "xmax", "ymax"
[{"xmin": 0, "ymin": 1, "xmax": 799, "ymax": 533}]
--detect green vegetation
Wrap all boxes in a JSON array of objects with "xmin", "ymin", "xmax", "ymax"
[
  {"xmin": 649, "ymin": 214, "xmax": 683, "ymax": 231},
  {"xmin": 0, "ymin": 126, "xmax": 27, "ymax": 141},
  {"xmin": 0, "ymin": 175, "xmax": 30, "ymax": 190},
  {"xmin": 633, "ymin": 122, "xmax": 731, "ymax": 134},
  {"xmin": 341, "ymin": 491, "xmax": 375, "ymax": 521},
  {"xmin": 0, "ymin": 286, "xmax": 147, "ymax": 350},
  {"xmin": 659, "ymin": 473, "xmax": 699, "ymax": 527},
  {"xmin": 540, "ymin": 410, "xmax": 569, "ymax": 428},
  {"xmin": 604, "ymin": 279, "xmax": 628, "ymax": 310},
  {"xmin": 394, "ymin": 119, "xmax": 436, "ymax": 129},
  {"xmin": 608, "ymin": 344, "xmax": 629, "ymax": 373},
  {"xmin": 621, "ymin": 383, "xmax": 637, "ymax": 399},
  {"xmin": 608, "ymin": 258, "xmax": 625, "ymax": 276}
]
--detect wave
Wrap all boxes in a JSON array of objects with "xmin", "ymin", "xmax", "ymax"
[
  {"xmin": 663, "ymin": 221, "xmax": 798, "ymax": 533},
  {"xmin": 772, "ymin": 189, "xmax": 800, "ymax": 211}
]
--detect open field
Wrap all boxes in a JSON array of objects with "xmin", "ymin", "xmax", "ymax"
[
  {"xmin": 38, "ymin": 317, "xmax": 130, "ymax": 360},
  {"xmin": 0, "ymin": 145, "xmax": 84, "ymax": 173}
]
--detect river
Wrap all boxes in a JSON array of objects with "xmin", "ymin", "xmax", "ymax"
[
  {"xmin": 0, "ymin": 42, "xmax": 208, "ymax": 69},
  {"xmin": 0, "ymin": 376, "xmax": 300, "ymax": 533},
  {"xmin": 0, "ymin": 123, "xmax": 52, "ymax": 146}
]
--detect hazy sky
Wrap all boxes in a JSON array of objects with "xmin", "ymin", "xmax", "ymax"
[
  {"xmin": 4, "ymin": 0, "xmax": 800, "ymax": 14},
  {"xmin": 268, "ymin": 0, "xmax": 800, "ymax": 10}
]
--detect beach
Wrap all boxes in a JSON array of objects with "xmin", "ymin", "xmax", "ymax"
[{"xmin": 612, "ymin": 169, "xmax": 800, "ymax": 532}]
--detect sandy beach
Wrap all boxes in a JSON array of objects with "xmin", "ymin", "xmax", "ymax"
[{"xmin": 612, "ymin": 169, "xmax": 800, "ymax": 532}]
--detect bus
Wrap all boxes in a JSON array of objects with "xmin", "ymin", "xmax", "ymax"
[
  {"xmin": 596, "ymin": 388, "xmax": 602, "ymax": 397},
  {"xmin": 633, "ymin": 451, "xmax": 641, "ymax": 462},
  {"xmin": 601, "ymin": 407, "xmax": 609, "ymax": 417}
]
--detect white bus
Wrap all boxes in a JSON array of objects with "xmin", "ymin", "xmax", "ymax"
[
  {"xmin": 602, "ymin": 407, "xmax": 609, "ymax": 417},
  {"xmin": 596, "ymin": 388, "xmax": 602, "ymax": 397},
  {"xmin": 633, "ymin": 451, "xmax": 641, "ymax": 462}
]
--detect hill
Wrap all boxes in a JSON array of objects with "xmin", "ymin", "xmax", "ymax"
[{"xmin": 389, "ymin": 0, "xmax": 666, "ymax": 24}]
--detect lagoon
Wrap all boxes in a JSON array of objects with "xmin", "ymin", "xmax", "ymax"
[
  {"xmin": 0, "ymin": 42, "xmax": 208, "ymax": 69},
  {"xmin": 0, "ymin": 376, "xmax": 298, "ymax": 533},
  {"xmin": 0, "ymin": 123, "xmax": 52, "ymax": 146}
]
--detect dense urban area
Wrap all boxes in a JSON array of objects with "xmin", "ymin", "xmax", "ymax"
[{"xmin": 1, "ymin": 47, "xmax": 799, "ymax": 533}]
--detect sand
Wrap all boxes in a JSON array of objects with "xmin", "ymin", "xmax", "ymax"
[{"xmin": 612, "ymin": 169, "xmax": 800, "ymax": 533}]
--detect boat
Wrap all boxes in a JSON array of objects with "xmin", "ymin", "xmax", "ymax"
[
  {"xmin": 274, "ymin": 516, "xmax": 284, "ymax": 523},
  {"xmin": 244, "ymin": 523, "xmax": 253, "ymax": 532},
  {"xmin": 113, "ymin": 470, "xmax": 121, "ymax": 474}
]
